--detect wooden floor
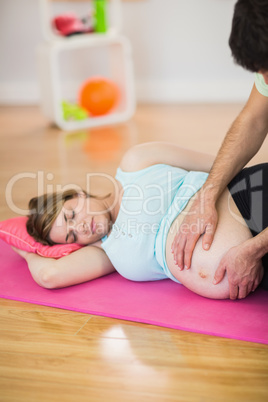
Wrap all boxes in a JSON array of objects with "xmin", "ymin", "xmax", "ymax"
[{"xmin": 0, "ymin": 104, "xmax": 267, "ymax": 401}]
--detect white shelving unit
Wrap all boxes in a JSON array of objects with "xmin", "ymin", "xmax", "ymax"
[{"xmin": 37, "ymin": 0, "xmax": 135, "ymax": 131}]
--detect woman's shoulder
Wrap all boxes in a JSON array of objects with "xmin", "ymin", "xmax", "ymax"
[
  {"xmin": 119, "ymin": 144, "xmax": 146, "ymax": 172},
  {"xmin": 116, "ymin": 164, "xmax": 170, "ymax": 188},
  {"xmin": 119, "ymin": 142, "xmax": 166, "ymax": 172},
  {"xmin": 90, "ymin": 239, "xmax": 104, "ymax": 249}
]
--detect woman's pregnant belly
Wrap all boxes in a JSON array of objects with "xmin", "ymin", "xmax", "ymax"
[{"xmin": 165, "ymin": 188, "xmax": 252, "ymax": 299}]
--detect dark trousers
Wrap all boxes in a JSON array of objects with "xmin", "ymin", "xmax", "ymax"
[{"xmin": 228, "ymin": 163, "xmax": 268, "ymax": 290}]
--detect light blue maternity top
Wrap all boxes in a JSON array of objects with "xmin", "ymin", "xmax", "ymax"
[{"xmin": 101, "ymin": 164, "xmax": 208, "ymax": 283}]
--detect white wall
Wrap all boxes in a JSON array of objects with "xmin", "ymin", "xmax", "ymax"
[{"xmin": 0, "ymin": 0, "xmax": 254, "ymax": 104}]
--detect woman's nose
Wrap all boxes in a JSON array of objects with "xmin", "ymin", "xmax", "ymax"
[{"xmin": 76, "ymin": 220, "xmax": 90, "ymax": 235}]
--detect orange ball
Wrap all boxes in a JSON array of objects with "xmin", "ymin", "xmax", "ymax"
[{"xmin": 79, "ymin": 77, "xmax": 120, "ymax": 116}]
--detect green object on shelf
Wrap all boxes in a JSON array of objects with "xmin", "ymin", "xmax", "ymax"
[
  {"xmin": 62, "ymin": 101, "xmax": 89, "ymax": 121},
  {"xmin": 94, "ymin": 0, "xmax": 108, "ymax": 33}
]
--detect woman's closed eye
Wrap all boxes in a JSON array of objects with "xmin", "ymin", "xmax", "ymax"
[
  {"xmin": 64, "ymin": 210, "xmax": 75, "ymax": 222},
  {"xmin": 64, "ymin": 211, "xmax": 77, "ymax": 243},
  {"xmin": 68, "ymin": 210, "xmax": 75, "ymax": 220},
  {"xmin": 66, "ymin": 230, "xmax": 77, "ymax": 243}
]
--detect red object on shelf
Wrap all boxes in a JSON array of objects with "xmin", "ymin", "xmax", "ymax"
[{"xmin": 52, "ymin": 13, "xmax": 93, "ymax": 36}]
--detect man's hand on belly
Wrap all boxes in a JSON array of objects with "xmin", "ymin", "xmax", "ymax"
[
  {"xmin": 213, "ymin": 240, "xmax": 264, "ymax": 299},
  {"xmin": 171, "ymin": 192, "xmax": 218, "ymax": 270}
]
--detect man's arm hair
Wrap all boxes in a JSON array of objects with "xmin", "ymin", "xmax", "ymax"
[{"xmin": 203, "ymin": 84, "xmax": 268, "ymax": 203}]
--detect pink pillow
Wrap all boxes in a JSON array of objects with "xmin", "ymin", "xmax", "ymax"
[{"xmin": 0, "ymin": 216, "xmax": 82, "ymax": 258}]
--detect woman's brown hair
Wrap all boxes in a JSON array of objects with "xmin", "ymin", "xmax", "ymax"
[{"xmin": 26, "ymin": 189, "xmax": 91, "ymax": 245}]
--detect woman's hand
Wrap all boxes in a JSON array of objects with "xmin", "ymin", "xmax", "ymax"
[
  {"xmin": 171, "ymin": 194, "xmax": 218, "ymax": 270},
  {"xmin": 213, "ymin": 241, "xmax": 264, "ymax": 299}
]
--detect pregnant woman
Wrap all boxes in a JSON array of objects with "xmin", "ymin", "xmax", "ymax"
[{"xmin": 15, "ymin": 142, "xmax": 267, "ymax": 299}]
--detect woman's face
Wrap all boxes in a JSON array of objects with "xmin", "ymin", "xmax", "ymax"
[{"xmin": 49, "ymin": 195, "xmax": 111, "ymax": 245}]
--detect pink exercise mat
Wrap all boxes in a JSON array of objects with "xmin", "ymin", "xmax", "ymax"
[{"xmin": 1, "ymin": 240, "xmax": 267, "ymax": 344}]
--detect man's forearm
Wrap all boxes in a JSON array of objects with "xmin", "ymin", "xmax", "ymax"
[
  {"xmin": 204, "ymin": 116, "xmax": 260, "ymax": 200},
  {"xmin": 203, "ymin": 103, "xmax": 267, "ymax": 203}
]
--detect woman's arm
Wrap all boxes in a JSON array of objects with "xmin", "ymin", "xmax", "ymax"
[
  {"xmin": 14, "ymin": 246, "xmax": 115, "ymax": 289},
  {"xmin": 120, "ymin": 142, "xmax": 215, "ymax": 173}
]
